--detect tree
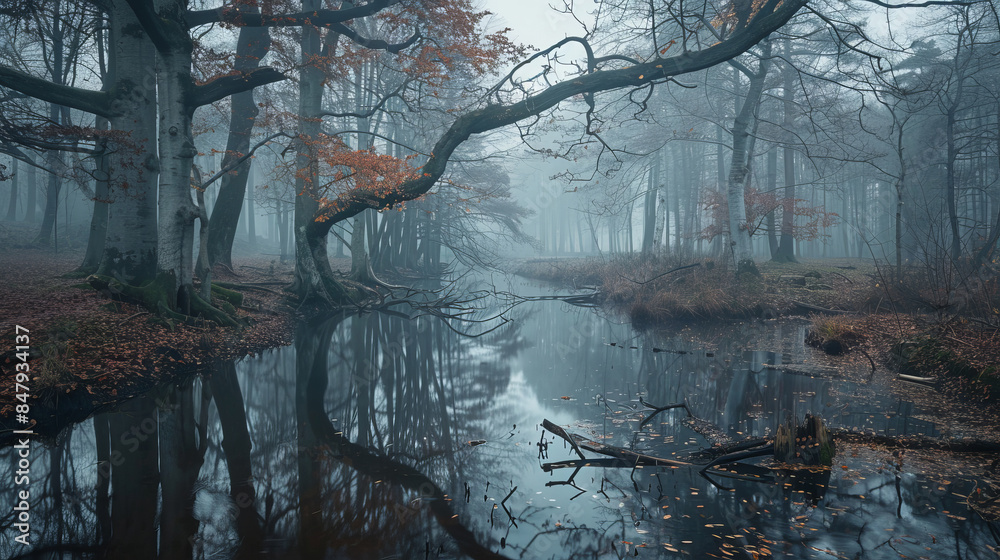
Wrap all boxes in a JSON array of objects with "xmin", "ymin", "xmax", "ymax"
[
  {"xmin": 203, "ymin": 2, "xmax": 272, "ymax": 272},
  {"xmin": 0, "ymin": 0, "xmax": 807, "ymax": 317}
]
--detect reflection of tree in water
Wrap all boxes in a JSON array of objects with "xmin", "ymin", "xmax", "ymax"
[
  {"xmin": 0, "ymin": 310, "xmax": 531, "ymax": 559},
  {"xmin": 6, "ymin": 311, "xmax": 1000, "ymax": 559}
]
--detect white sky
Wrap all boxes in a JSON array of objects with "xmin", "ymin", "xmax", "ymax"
[{"xmin": 481, "ymin": 0, "xmax": 588, "ymax": 52}]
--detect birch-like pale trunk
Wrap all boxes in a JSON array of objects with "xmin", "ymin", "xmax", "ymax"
[
  {"xmin": 156, "ymin": 45, "xmax": 199, "ymax": 313},
  {"xmin": 726, "ymin": 40, "xmax": 771, "ymax": 275},
  {"xmin": 652, "ymin": 155, "xmax": 667, "ymax": 250},
  {"xmin": 774, "ymin": 39, "xmax": 797, "ymax": 263}
]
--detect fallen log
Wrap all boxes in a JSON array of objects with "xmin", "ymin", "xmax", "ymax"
[
  {"xmin": 541, "ymin": 458, "xmax": 637, "ymax": 472},
  {"xmin": 700, "ymin": 445, "xmax": 775, "ymax": 473}
]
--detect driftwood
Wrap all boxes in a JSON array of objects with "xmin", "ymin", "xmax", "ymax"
[
  {"xmin": 542, "ymin": 419, "xmax": 690, "ymax": 468},
  {"xmin": 542, "ymin": 414, "xmax": 1000, "ymax": 483},
  {"xmin": 898, "ymin": 373, "xmax": 936, "ymax": 386}
]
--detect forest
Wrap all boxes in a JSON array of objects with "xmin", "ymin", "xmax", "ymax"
[{"xmin": 2, "ymin": 0, "xmax": 1000, "ymax": 558}]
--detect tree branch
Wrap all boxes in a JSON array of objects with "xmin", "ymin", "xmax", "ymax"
[
  {"xmin": 0, "ymin": 67, "xmax": 111, "ymax": 117},
  {"xmin": 186, "ymin": 0, "xmax": 404, "ymax": 29},
  {"xmin": 306, "ymin": 0, "xmax": 807, "ymax": 239},
  {"xmin": 862, "ymin": 0, "xmax": 977, "ymax": 7},
  {"xmin": 191, "ymin": 67, "xmax": 286, "ymax": 108},
  {"xmin": 329, "ymin": 22, "xmax": 419, "ymax": 54}
]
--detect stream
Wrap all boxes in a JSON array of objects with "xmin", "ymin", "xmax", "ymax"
[{"xmin": 1, "ymin": 280, "xmax": 998, "ymax": 558}]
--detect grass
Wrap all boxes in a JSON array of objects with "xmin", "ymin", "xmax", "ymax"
[
  {"xmin": 806, "ymin": 316, "xmax": 867, "ymax": 355},
  {"xmin": 517, "ymin": 254, "xmax": 877, "ymax": 326}
]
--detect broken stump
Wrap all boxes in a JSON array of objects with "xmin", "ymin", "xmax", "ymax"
[{"xmin": 774, "ymin": 414, "xmax": 835, "ymax": 466}]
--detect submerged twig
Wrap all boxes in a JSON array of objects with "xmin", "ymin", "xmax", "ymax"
[{"xmin": 638, "ymin": 397, "xmax": 691, "ymax": 429}]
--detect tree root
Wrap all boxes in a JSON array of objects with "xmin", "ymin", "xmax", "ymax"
[{"xmin": 87, "ymin": 274, "xmax": 246, "ymax": 329}]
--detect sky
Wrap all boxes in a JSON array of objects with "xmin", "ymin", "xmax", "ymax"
[{"xmin": 481, "ymin": 0, "xmax": 588, "ymax": 53}]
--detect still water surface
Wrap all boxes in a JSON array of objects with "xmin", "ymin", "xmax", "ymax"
[{"xmin": 1, "ymin": 283, "xmax": 997, "ymax": 558}]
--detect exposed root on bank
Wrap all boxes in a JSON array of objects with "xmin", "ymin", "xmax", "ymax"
[{"xmin": 86, "ymin": 274, "xmax": 246, "ymax": 329}]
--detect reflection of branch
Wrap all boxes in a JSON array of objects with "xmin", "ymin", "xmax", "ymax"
[
  {"xmin": 501, "ymin": 486, "xmax": 518, "ymax": 528},
  {"xmin": 305, "ymin": 356, "xmax": 514, "ymax": 560}
]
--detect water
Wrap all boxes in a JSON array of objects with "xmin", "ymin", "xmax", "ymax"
[{"xmin": 1, "ymin": 284, "xmax": 997, "ymax": 558}]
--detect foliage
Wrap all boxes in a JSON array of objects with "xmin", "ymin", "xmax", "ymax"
[
  {"xmin": 311, "ymin": 136, "xmax": 421, "ymax": 218},
  {"xmin": 699, "ymin": 186, "xmax": 838, "ymax": 242}
]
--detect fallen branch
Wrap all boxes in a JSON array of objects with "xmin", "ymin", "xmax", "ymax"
[
  {"xmin": 541, "ymin": 419, "xmax": 587, "ymax": 460},
  {"xmin": 117, "ymin": 311, "xmax": 150, "ymax": 326},
  {"xmin": 827, "ymin": 270, "xmax": 854, "ymax": 284},
  {"xmin": 639, "ymin": 397, "xmax": 691, "ymax": 429},
  {"xmin": 897, "ymin": 373, "xmax": 936, "ymax": 385},
  {"xmin": 700, "ymin": 444, "xmax": 774, "ymax": 473},
  {"xmin": 625, "ymin": 262, "xmax": 701, "ymax": 285},
  {"xmin": 213, "ymin": 281, "xmax": 282, "ymax": 295},
  {"xmin": 542, "ymin": 418, "xmax": 690, "ymax": 467},
  {"xmin": 540, "ymin": 458, "xmax": 636, "ymax": 472},
  {"xmin": 789, "ymin": 300, "xmax": 855, "ymax": 315},
  {"xmin": 759, "ymin": 363, "xmax": 841, "ymax": 378}
]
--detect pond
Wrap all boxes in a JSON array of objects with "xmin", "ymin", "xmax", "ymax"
[{"xmin": 2, "ymin": 281, "xmax": 998, "ymax": 559}]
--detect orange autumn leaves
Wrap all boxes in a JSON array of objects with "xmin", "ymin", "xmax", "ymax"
[{"xmin": 308, "ymin": 134, "xmax": 420, "ymax": 219}]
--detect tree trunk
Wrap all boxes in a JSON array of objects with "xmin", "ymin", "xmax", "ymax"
[
  {"xmin": 93, "ymin": 414, "xmax": 111, "ymax": 547},
  {"xmin": 765, "ymin": 147, "xmax": 778, "ymax": 257},
  {"xmin": 34, "ymin": 3, "xmax": 67, "ymax": 246},
  {"xmin": 24, "ymin": 158, "xmax": 36, "ymax": 223},
  {"xmin": 210, "ymin": 363, "xmax": 263, "ymax": 557},
  {"xmin": 291, "ymin": 6, "xmax": 354, "ymax": 305},
  {"xmin": 205, "ymin": 11, "xmax": 270, "ymax": 270},
  {"xmin": 107, "ymin": 395, "xmax": 159, "ymax": 559},
  {"xmin": 726, "ymin": 41, "xmax": 771, "ymax": 276},
  {"xmin": 947, "ymin": 108, "xmax": 961, "ymax": 259},
  {"xmin": 5, "ymin": 157, "xmax": 17, "ymax": 221},
  {"xmin": 98, "ymin": 3, "xmax": 159, "ymax": 284},
  {"xmin": 158, "ymin": 380, "xmax": 207, "ymax": 560},
  {"xmin": 652, "ymin": 152, "xmax": 669, "ymax": 252},
  {"xmin": 155, "ymin": 44, "xmax": 199, "ymax": 313},
  {"xmin": 773, "ymin": 41, "xmax": 797, "ymax": 263},
  {"xmin": 79, "ymin": 116, "xmax": 111, "ymax": 274},
  {"xmin": 35, "ymin": 139, "xmax": 63, "ymax": 246},
  {"xmin": 642, "ymin": 164, "xmax": 657, "ymax": 254},
  {"xmin": 246, "ymin": 162, "xmax": 257, "ymax": 249}
]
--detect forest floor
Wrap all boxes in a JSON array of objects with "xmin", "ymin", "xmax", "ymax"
[{"xmin": 0, "ymin": 222, "xmax": 353, "ymax": 441}]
